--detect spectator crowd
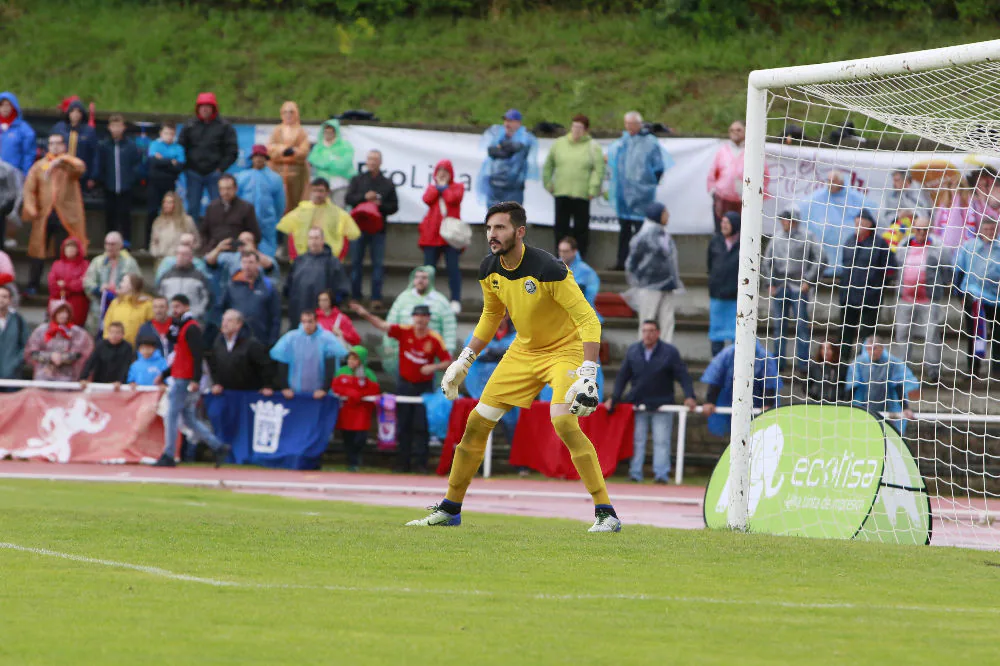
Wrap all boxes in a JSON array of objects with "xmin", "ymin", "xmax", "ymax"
[{"xmin": 0, "ymin": 89, "xmax": 997, "ymax": 478}]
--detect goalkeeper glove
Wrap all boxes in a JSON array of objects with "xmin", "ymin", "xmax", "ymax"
[
  {"xmin": 441, "ymin": 347, "xmax": 477, "ymax": 400},
  {"xmin": 565, "ymin": 361, "xmax": 600, "ymax": 417}
]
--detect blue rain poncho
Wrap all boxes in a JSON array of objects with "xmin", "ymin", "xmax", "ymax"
[
  {"xmin": 607, "ymin": 130, "xmax": 673, "ymax": 221},
  {"xmin": 477, "ymin": 125, "xmax": 539, "ymax": 204}
]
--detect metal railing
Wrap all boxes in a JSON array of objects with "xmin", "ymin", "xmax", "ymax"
[{"xmin": 4, "ymin": 379, "xmax": 997, "ymax": 484}]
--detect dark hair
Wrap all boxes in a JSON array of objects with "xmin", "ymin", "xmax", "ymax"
[
  {"xmin": 310, "ymin": 177, "xmax": 330, "ymax": 190},
  {"xmin": 241, "ymin": 249, "xmax": 259, "ymax": 260},
  {"xmin": 559, "ymin": 236, "xmax": 578, "ymax": 251},
  {"xmin": 641, "ymin": 319, "xmax": 660, "ymax": 330},
  {"xmin": 571, "ymin": 114, "xmax": 590, "ymax": 130},
  {"xmin": 152, "ymin": 295, "xmax": 168, "ymax": 303},
  {"xmin": 161, "ymin": 122, "xmax": 176, "ymax": 131},
  {"xmin": 108, "ymin": 321, "xmax": 125, "ymax": 332},
  {"xmin": 485, "ymin": 201, "xmax": 527, "ymax": 228},
  {"xmin": 300, "ymin": 309, "xmax": 317, "ymax": 320},
  {"xmin": 171, "ymin": 294, "xmax": 190, "ymax": 306},
  {"xmin": 218, "ymin": 173, "xmax": 237, "ymax": 187},
  {"xmin": 107, "ymin": 113, "xmax": 125, "ymax": 124},
  {"xmin": 124, "ymin": 273, "xmax": 144, "ymax": 294},
  {"xmin": 0, "ymin": 284, "xmax": 14, "ymax": 298},
  {"xmin": 317, "ymin": 289, "xmax": 336, "ymax": 307}
]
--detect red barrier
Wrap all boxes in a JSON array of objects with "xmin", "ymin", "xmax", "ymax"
[{"xmin": 0, "ymin": 389, "xmax": 164, "ymax": 463}]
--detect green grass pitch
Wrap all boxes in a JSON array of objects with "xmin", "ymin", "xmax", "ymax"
[{"xmin": 1, "ymin": 480, "xmax": 997, "ymax": 665}]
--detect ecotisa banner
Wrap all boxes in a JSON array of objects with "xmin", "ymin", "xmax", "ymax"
[{"xmin": 704, "ymin": 404, "xmax": 931, "ymax": 544}]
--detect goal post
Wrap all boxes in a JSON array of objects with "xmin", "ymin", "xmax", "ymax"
[{"xmin": 730, "ymin": 40, "xmax": 1000, "ymax": 542}]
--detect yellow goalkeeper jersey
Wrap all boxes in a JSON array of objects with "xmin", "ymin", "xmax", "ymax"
[{"xmin": 472, "ymin": 245, "xmax": 602, "ymax": 355}]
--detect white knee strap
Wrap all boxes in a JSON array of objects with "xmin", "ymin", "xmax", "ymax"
[{"xmin": 475, "ymin": 403, "xmax": 507, "ymax": 422}]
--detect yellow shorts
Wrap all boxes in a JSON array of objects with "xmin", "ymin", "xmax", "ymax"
[{"xmin": 479, "ymin": 345, "xmax": 583, "ymax": 410}]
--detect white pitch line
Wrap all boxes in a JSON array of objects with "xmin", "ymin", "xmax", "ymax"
[
  {"xmin": 3, "ymin": 542, "xmax": 998, "ymax": 616},
  {"xmin": 0, "ymin": 472, "xmax": 704, "ymax": 506}
]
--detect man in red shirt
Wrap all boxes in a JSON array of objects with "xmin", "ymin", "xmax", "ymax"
[
  {"xmin": 154, "ymin": 294, "xmax": 230, "ymax": 468},
  {"xmin": 351, "ymin": 302, "xmax": 451, "ymax": 473}
]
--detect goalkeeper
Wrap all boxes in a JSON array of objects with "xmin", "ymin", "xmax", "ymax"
[{"xmin": 406, "ymin": 201, "xmax": 620, "ymax": 532}]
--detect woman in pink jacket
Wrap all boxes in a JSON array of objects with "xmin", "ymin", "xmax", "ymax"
[{"xmin": 419, "ymin": 159, "xmax": 464, "ymax": 313}]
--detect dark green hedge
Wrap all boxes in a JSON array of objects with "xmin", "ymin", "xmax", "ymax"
[{"xmin": 162, "ymin": 0, "xmax": 1000, "ymax": 27}]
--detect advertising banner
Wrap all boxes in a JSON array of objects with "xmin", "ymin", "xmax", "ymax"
[
  {"xmin": 0, "ymin": 389, "xmax": 163, "ymax": 464},
  {"xmin": 704, "ymin": 404, "xmax": 932, "ymax": 544},
  {"xmin": 204, "ymin": 391, "xmax": 340, "ymax": 470}
]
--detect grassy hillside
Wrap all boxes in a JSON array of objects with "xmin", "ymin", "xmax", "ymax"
[{"xmin": 0, "ymin": 1, "xmax": 995, "ymax": 134}]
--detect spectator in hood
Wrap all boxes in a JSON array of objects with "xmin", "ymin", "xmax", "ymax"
[
  {"xmin": 158, "ymin": 243, "xmax": 213, "ymax": 322},
  {"xmin": 954, "ymin": 216, "xmax": 1000, "ymax": 377},
  {"xmin": 136, "ymin": 295, "xmax": 173, "ymax": 356},
  {"xmin": 762, "ymin": 207, "xmax": 822, "ymax": 372},
  {"xmin": 332, "ymin": 345, "xmax": 381, "ymax": 471},
  {"xmin": 236, "ymin": 145, "xmax": 285, "ymax": 257},
  {"xmin": 50, "ymin": 98, "xmax": 98, "ymax": 190},
  {"xmin": 208, "ymin": 309, "xmax": 281, "ymax": 394},
  {"xmin": 608, "ymin": 111, "xmax": 673, "ymax": 270},
  {"xmin": 24, "ymin": 300, "xmax": 94, "ymax": 382},
  {"xmin": 23, "ymin": 134, "xmax": 88, "ymax": 295},
  {"xmin": 543, "ymin": 114, "xmax": 605, "ymax": 258},
  {"xmin": 0, "ymin": 284, "xmax": 29, "ymax": 382},
  {"xmin": 221, "ymin": 250, "xmax": 282, "ymax": 347},
  {"xmin": 278, "ymin": 177, "xmax": 359, "ymax": 261},
  {"xmin": 80, "ymin": 321, "xmax": 133, "ymax": 387},
  {"xmin": 625, "ymin": 202, "xmax": 683, "ymax": 343},
  {"xmin": 178, "ymin": 92, "xmax": 239, "ymax": 221},
  {"xmin": 271, "ymin": 309, "xmax": 348, "ymax": 397},
  {"xmin": 127, "ymin": 335, "xmax": 170, "ymax": 387},
  {"xmin": 102, "ymin": 273, "xmax": 153, "ymax": 347},
  {"xmin": 145, "ymin": 122, "xmax": 186, "ymax": 236},
  {"xmin": 149, "ymin": 191, "xmax": 199, "ymax": 261},
  {"xmin": 267, "ymin": 101, "xmax": 311, "ymax": 213},
  {"xmin": 345, "ymin": 150, "xmax": 399, "ymax": 309},
  {"xmin": 380, "ymin": 265, "xmax": 456, "ymax": 377},
  {"xmin": 285, "ymin": 227, "xmax": 348, "ymax": 326},
  {"xmin": 316, "ymin": 289, "xmax": 361, "ymax": 347},
  {"xmin": 199, "ymin": 173, "xmax": 261, "ymax": 251},
  {"xmin": 477, "ymin": 109, "xmax": 539, "ymax": 206},
  {"xmin": 0, "ymin": 157, "xmax": 21, "ymax": 247},
  {"xmin": 419, "ymin": 159, "xmax": 465, "ymax": 311},
  {"xmin": 82, "ymin": 232, "xmax": 140, "ymax": 332},
  {"xmin": 706, "ymin": 211, "xmax": 741, "ymax": 356},
  {"xmin": 308, "ymin": 119, "xmax": 355, "ymax": 208},
  {"xmin": 47, "ymin": 238, "xmax": 90, "ymax": 328},
  {"xmin": 97, "ymin": 114, "xmax": 142, "ymax": 244},
  {"xmin": 0, "ymin": 92, "xmax": 37, "ymax": 176}
]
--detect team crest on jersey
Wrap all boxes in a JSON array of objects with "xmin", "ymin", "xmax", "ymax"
[
  {"xmin": 524, "ymin": 279, "xmax": 537, "ymax": 294},
  {"xmin": 424, "ymin": 341, "xmax": 433, "ymax": 353}
]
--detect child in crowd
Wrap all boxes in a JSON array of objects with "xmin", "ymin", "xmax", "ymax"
[
  {"xmin": 331, "ymin": 345, "xmax": 380, "ymax": 472},
  {"xmin": 80, "ymin": 321, "xmax": 133, "ymax": 387},
  {"xmin": 147, "ymin": 123, "xmax": 187, "ymax": 233},
  {"xmin": 128, "ymin": 335, "xmax": 169, "ymax": 387}
]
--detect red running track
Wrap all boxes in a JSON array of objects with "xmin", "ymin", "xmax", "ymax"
[{"xmin": 1, "ymin": 461, "xmax": 997, "ymax": 548}]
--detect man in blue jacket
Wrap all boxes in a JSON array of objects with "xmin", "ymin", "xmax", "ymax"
[
  {"xmin": 97, "ymin": 114, "xmax": 142, "ymax": 244},
  {"xmin": 51, "ymin": 99, "xmax": 98, "ymax": 190},
  {"xmin": 557, "ymin": 236, "xmax": 600, "ymax": 314},
  {"xmin": 606, "ymin": 320, "xmax": 697, "ymax": 483},
  {"xmin": 220, "ymin": 250, "xmax": 281, "ymax": 347}
]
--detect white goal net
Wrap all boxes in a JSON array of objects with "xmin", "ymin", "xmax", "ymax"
[{"xmin": 731, "ymin": 40, "xmax": 1000, "ymax": 549}]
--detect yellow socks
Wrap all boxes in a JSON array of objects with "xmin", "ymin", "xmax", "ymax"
[
  {"xmin": 551, "ymin": 415, "xmax": 612, "ymax": 506},
  {"xmin": 445, "ymin": 410, "xmax": 498, "ymax": 504}
]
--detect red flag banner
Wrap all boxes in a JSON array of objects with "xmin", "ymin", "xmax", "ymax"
[
  {"xmin": 509, "ymin": 403, "xmax": 635, "ymax": 480},
  {"xmin": 0, "ymin": 389, "xmax": 164, "ymax": 464}
]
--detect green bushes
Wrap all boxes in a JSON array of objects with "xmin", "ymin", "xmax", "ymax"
[{"xmin": 159, "ymin": 0, "xmax": 1000, "ymax": 26}]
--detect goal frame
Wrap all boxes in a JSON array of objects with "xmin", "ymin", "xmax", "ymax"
[{"xmin": 729, "ymin": 39, "xmax": 1000, "ymax": 530}]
